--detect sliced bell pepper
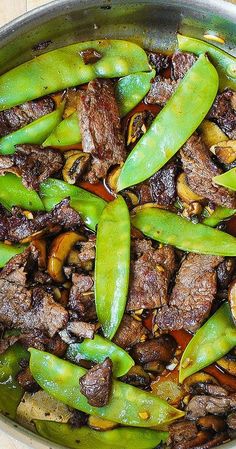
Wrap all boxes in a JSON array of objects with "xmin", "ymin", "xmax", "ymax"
[
  {"xmin": 0, "ymin": 242, "xmax": 26, "ymax": 267},
  {"xmin": 0, "ymin": 173, "xmax": 44, "ymax": 211}
]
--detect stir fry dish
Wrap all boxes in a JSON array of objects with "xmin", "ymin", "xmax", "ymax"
[{"xmin": 0, "ymin": 36, "xmax": 236, "ymax": 449}]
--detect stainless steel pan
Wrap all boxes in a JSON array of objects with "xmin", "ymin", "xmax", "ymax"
[{"xmin": 0, "ymin": 1, "xmax": 235, "ymax": 448}]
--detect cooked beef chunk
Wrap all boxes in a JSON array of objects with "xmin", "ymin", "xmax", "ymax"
[
  {"xmin": 169, "ymin": 420, "xmax": 198, "ymax": 445},
  {"xmin": 0, "ymin": 199, "xmax": 81, "ymax": 242},
  {"xmin": 127, "ymin": 240, "xmax": 176, "ymax": 311},
  {"xmin": 67, "ymin": 239, "xmax": 96, "ymax": 273},
  {"xmin": 0, "ymin": 249, "xmax": 68, "ymax": 337},
  {"xmin": 67, "ymin": 321, "xmax": 96, "ymax": 339},
  {"xmin": 120, "ymin": 365, "xmax": 150, "ymax": 389},
  {"xmin": 17, "ymin": 366, "xmax": 39, "ymax": 392},
  {"xmin": 172, "ymin": 51, "xmax": 197, "ymax": 80},
  {"xmin": 68, "ymin": 410, "xmax": 88, "ymax": 428},
  {"xmin": 149, "ymin": 159, "xmax": 178, "ymax": 206},
  {"xmin": 180, "ymin": 135, "xmax": 236, "ymax": 209},
  {"xmin": 0, "ymin": 97, "xmax": 54, "ymax": 137},
  {"xmin": 131, "ymin": 334, "xmax": 177, "ymax": 365},
  {"xmin": 78, "ymin": 79, "xmax": 125, "ymax": 182},
  {"xmin": 0, "ymin": 335, "xmax": 20, "ymax": 354},
  {"xmin": 187, "ymin": 394, "xmax": 236, "ymax": 419},
  {"xmin": 79, "ymin": 358, "xmax": 113, "ymax": 407},
  {"xmin": 156, "ymin": 253, "xmax": 223, "ymax": 332},
  {"xmin": 137, "ymin": 182, "xmax": 153, "ymax": 204},
  {"xmin": 145, "ymin": 76, "xmax": 178, "ymax": 106},
  {"xmin": 208, "ymin": 89, "xmax": 236, "ymax": 139},
  {"xmin": 46, "ymin": 335, "xmax": 67, "ymax": 357},
  {"xmin": 112, "ymin": 314, "xmax": 147, "ymax": 349},
  {"xmin": 190, "ymin": 383, "xmax": 228, "ymax": 397},
  {"xmin": 0, "ymin": 145, "xmax": 63, "ymax": 190},
  {"xmin": 68, "ymin": 274, "xmax": 96, "ymax": 322},
  {"xmin": 147, "ymin": 52, "xmax": 169, "ymax": 73},
  {"xmin": 227, "ymin": 413, "xmax": 236, "ymax": 430},
  {"xmin": 217, "ymin": 258, "xmax": 235, "ymax": 290}
]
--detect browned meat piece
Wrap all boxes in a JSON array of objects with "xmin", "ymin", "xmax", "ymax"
[
  {"xmin": 68, "ymin": 274, "xmax": 96, "ymax": 322},
  {"xmin": 79, "ymin": 358, "xmax": 113, "ymax": 407},
  {"xmin": 217, "ymin": 258, "xmax": 235, "ymax": 290},
  {"xmin": 67, "ymin": 321, "xmax": 96, "ymax": 339},
  {"xmin": 78, "ymin": 79, "xmax": 125, "ymax": 181},
  {"xmin": 68, "ymin": 410, "xmax": 88, "ymax": 428},
  {"xmin": 208, "ymin": 89, "xmax": 236, "ymax": 139},
  {"xmin": 156, "ymin": 253, "xmax": 223, "ymax": 332},
  {"xmin": 0, "ymin": 199, "xmax": 81, "ymax": 242},
  {"xmin": 0, "ymin": 249, "xmax": 68, "ymax": 337},
  {"xmin": 0, "ymin": 97, "xmax": 54, "ymax": 137},
  {"xmin": 145, "ymin": 76, "xmax": 178, "ymax": 106},
  {"xmin": 181, "ymin": 135, "xmax": 236, "ymax": 208},
  {"xmin": 187, "ymin": 394, "xmax": 236, "ymax": 419},
  {"xmin": 67, "ymin": 238, "xmax": 96, "ymax": 273},
  {"xmin": 112, "ymin": 314, "xmax": 147, "ymax": 349},
  {"xmin": 137, "ymin": 183, "xmax": 153, "ymax": 204},
  {"xmin": 169, "ymin": 420, "xmax": 198, "ymax": 445},
  {"xmin": 17, "ymin": 366, "xmax": 39, "ymax": 392},
  {"xmin": 127, "ymin": 240, "xmax": 176, "ymax": 311},
  {"xmin": 149, "ymin": 159, "xmax": 178, "ymax": 206},
  {"xmin": 0, "ymin": 335, "xmax": 20, "ymax": 354},
  {"xmin": 46, "ymin": 335, "xmax": 68, "ymax": 357},
  {"xmin": 227, "ymin": 412, "xmax": 236, "ymax": 430},
  {"xmin": 191, "ymin": 383, "xmax": 228, "ymax": 397},
  {"xmin": 0, "ymin": 145, "xmax": 63, "ymax": 190},
  {"xmin": 130, "ymin": 334, "xmax": 177, "ymax": 365},
  {"xmin": 172, "ymin": 51, "xmax": 197, "ymax": 80},
  {"xmin": 147, "ymin": 52, "xmax": 169, "ymax": 73}
]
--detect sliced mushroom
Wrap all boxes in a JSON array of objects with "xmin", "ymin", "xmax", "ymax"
[
  {"xmin": 210, "ymin": 140, "xmax": 236, "ymax": 165},
  {"xmin": 199, "ymin": 120, "xmax": 228, "ymax": 148},
  {"xmin": 32, "ymin": 239, "xmax": 47, "ymax": 269},
  {"xmin": 122, "ymin": 191, "xmax": 139, "ymax": 208},
  {"xmin": 105, "ymin": 165, "xmax": 122, "ymax": 192},
  {"xmin": 62, "ymin": 150, "xmax": 90, "ymax": 184},
  {"xmin": 183, "ymin": 372, "xmax": 219, "ymax": 393},
  {"xmin": 127, "ymin": 111, "xmax": 148, "ymax": 145},
  {"xmin": 177, "ymin": 173, "xmax": 204, "ymax": 204},
  {"xmin": 217, "ymin": 353, "xmax": 236, "ymax": 377},
  {"xmin": 182, "ymin": 201, "xmax": 203, "ymax": 218},
  {"xmin": 120, "ymin": 365, "xmax": 151, "ymax": 389},
  {"xmin": 88, "ymin": 415, "xmax": 118, "ymax": 431},
  {"xmin": 48, "ymin": 231, "xmax": 85, "ymax": 282},
  {"xmin": 228, "ymin": 278, "xmax": 236, "ymax": 324},
  {"xmin": 198, "ymin": 415, "xmax": 226, "ymax": 433},
  {"xmin": 143, "ymin": 360, "xmax": 165, "ymax": 374}
]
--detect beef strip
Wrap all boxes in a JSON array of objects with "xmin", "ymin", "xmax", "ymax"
[
  {"xmin": 180, "ymin": 134, "xmax": 236, "ymax": 209},
  {"xmin": 68, "ymin": 274, "xmax": 96, "ymax": 322},
  {"xmin": 17, "ymin": 366, "xmax": 39, "ymax": 393},
  {"xmin": 147, "ymin": 52, "xmax": 169, "ymax": 73},
  {"xmin": 169, "ymin": 420, "xmax": 198, "ymax": 445},
  {"xmin": 145, "ymin": 76, "xmax": 178, "ymax": 106},
  {"xmin": 127, "ymin": 239, "xmax": 176, "ymax": 311},
  {"xmin": 0, "ymin": 199, "xmax": 81, "ymax": 242},
  {"xmin": 187, "ymin": 394, "xmax": 236, "ymax": 419},
  {"xmin": 172, "ymin": 51, "xmax": 197, "ymax": 80},
  {"xmin": 67, "ymin": 321, "xmax": 96, "ymax": 339},
  {"xmin": 190, "ymin": 383, "xmax": 228, "ymax": 397},
  {"xmin": 112, "ymin": 314, "xmax": 147, "ymax": 350},
  {"xmin": 227, "ymin": 413, "xmax": 236, "ymax": 430},
  {"xmin": 217, "ymin": 258, "xmax": 236, "ymax": 290},
  {"xmin": 0, "ymin": 145, "xmax": 63, "ymax": 190},
  {"xmin": 79, "ymin": 358, "xmax": 113, "ymax": 407},
  {"xmin": 0, "ymin": 97, "xmax": 54, "ymax": 137},
  {"xmin": 156, "ymin": 253, "xmax": 223, "ymax": 332},
  {"xmin": 208, "ymin": 89, "xmax": 236, "ymax": 139},
  {"xmin": 149, "ymin": 159, "xmax": 178, "ymax": 206},
  {"xmin": 0, "ymin": 249, "xmax": 68, "ymax": 337},
  {"xmin": 78, "ymin": 79, "xmax": 125, "ymax": 182},
  {"xmin": 130, "ymin": 334, "xmax": 177, "ymax": 365}
]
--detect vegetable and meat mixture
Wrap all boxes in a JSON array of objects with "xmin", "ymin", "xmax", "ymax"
[{"xmin": 0, "ymin": 36, "xmax": 235, "ymax": 449}]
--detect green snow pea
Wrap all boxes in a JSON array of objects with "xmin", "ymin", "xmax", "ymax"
[
  {"xmin": 131, "ymin": 206, "xmax": 236, "ymax": 256},
  {"xmin": 179, "ymin": 302, "xmax": 236, "ymax": 383},
  {"xmin": 35, "ymin": 420, "xmax": 168, "ymax": 449},
  {"xmin": 0, "ymin": 173, "xmax": 44, "ymax": 211},
  {"xmin": 29, "ymin": 349, "xmax": 184, "ymax": 427},
  {"xmin": 95, "ymin": 196, "xmax": 130, "ymax": 339},
  {"xmin": 117, "ymin": 54, "xmax": 218, "ymax": 191},
  {"xmin": 178, "ymin": 34, "xmax": 236, "ymax": 90},
  {"xmin": 39, "ymin": 178, "xmax": 106, "ymax": 231},
  {"xmin": 43, "ymin": 70, "xmax": 155, "ymax": 148},
  {"xmin": 0, "ymin": 106, "xmax": 63, "ymax": 155},
  {"xmin": 213, "ymin": 167, "xmax": 236, "ymax": 191},
  {"xmin": 0, "ymin": 40, "xmax": 150, "ymax": 110},
  {"xmin": 0, "ymin": 344, "xmax": 29, "ymax": 419},
  {"xmin": 203, "ymin": 206, "xmax": 236, "ymax": 227},
  {"xmin": 67, "ymin": 335, "xmax": 134, "ymax": 377},
  {"xmin": 0, "ymin": 242, "xmax": 26, "ymax": 267}
]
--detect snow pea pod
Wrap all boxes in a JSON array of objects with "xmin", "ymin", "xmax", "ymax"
[
  {"xmin": 35, "ymin": 420, "xmax": 168, "ymax": 449},
  {"xmin": 95, "ymin": 196, "xmax": 130, "ymax": 339},
  {"xmin": 177, "ymin": 34, "xmax": 236, "ymax": 90},
  {"xmin": 179, "ymin": 302, "xmax": 236, "ymax": 383},
  {"xmin": 0, "ymin": 173, "xmax": 44, "ymax": 211},
  {"xmin": 39, "ymin": 178, "xmax": 106, "ymax": 231},
  {"xmin": 117, "ymin": 54, "xmax": 219, "ymax": 191},
  {"xmin": 29, "ymin": 349, "xmax": 184, "ymax": 427},
  {"xmin": 213, "ymin": 167, "xmax": 236, "ymax": 191},
  {"xmin": 203, "ymin": 206, "xmax": 236, "ymax": 227},
  {"xmin": 0, "ymin": 344, "xmax": 29, "ymax": 419},
  {"xmin": 43, "ymin": 70, "xmax": 155, "ymax": 148},
  {"xmin": 131, "ymin": 206, "xmax": 236, "ymax": 256},
  {"xmin": 0, "ymin": 40, "xmax": 150, "ymax": 110},
  {"xmin": 67, "ymin": 335, "xmax": 134, "ymax": 377},
  {"xmin": 0, "ymin": 106, "xmax": 63, "ymax": 155},
  {"xmin": 0, "ymin": 242, "xmax": 26, "ymax": 267}
]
